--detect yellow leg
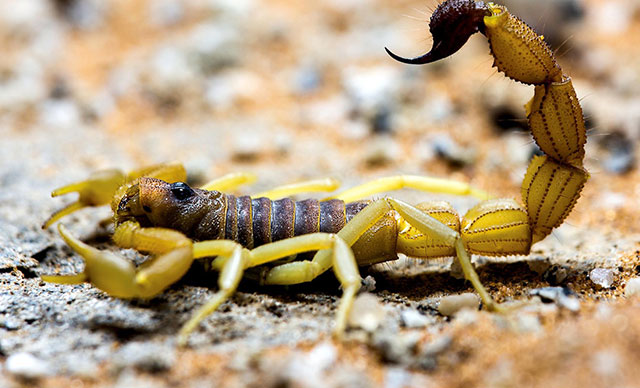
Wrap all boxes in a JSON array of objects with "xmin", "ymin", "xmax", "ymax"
[
  {"xmin": 252, "ymin": 178, "xmax": 341, "ymax": 200},
  {"xmin": 387, "ymin": 198, "xmax": 499, "ymax": 311},
  {"xmin": 178, "ymin": 241, "xmax": 248, "ymax": 345},
  {"xmin": 324, "ymin": 175, "xmax": 491, "ymax": 202},
  {"xmin": 42, "ymin": 223, "xmax": 193, "ymax": 299},
  {"xmin": 312, "ymin": 198, "xmax": 499, "ymax": 312},
  {"xmin": 260, "ymin": 234, "xmax": 359, "ymax": 337},
  {"xmin": 179, "ymin": 233, "xmax": 359, "ymax": 344},
  {"xmin": 200, "ymin": 172, "xmax": 257, "ymax": 192}
]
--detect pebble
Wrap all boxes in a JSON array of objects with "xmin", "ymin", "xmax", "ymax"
[
  {"xmin": 600, "ymin": 132, "xmax": 636, "ymax": 174},
  {"xmin": 400, "ymin": 309, "xmax": 433, "ymax": 329},
  {"xmin": 112, "ymin": 342, "xmax": 176, "ymax": 373},
  {"xmin": 63, "ymin": 0, "xmax": 107, "ymax": 29},
  {"xmin": 438, "ymin": 293, "xmax": 479, "ymax": 317},
  {"xmin": 591, "ymin": 350, "xmax": 621, "ymax": 378},
  {"xmin": 1, "ymin": 317, "xmax": 22, "ymax": 330},
  {"xmin": 293, "ymin": 65, "xmax": 323, "ymax": 94},
  {"xmin": 347, "ymin": 292, "xmax": 386, "ymax": 332},
  {"xmin": 527, "ymin": 257, "xmax": 551, "ymax": 275},
  {"xmin": 372, "ymin": 330, "xmax": 422, "ymax": 365},
  {"xmin": 363, "ymin": 136, "xmax": 399, "ymax": 166},
  {"xmin": 231, "ymin": 131, "xmax": 264, "ymax": 161},
  {"xmin": 589, "ymin": 268, "xmax": 615, "ymax": 289},
  {"xmin": 625, "ymin": 277, "xmax": 640, "ymax": 298},
  {"xmin": 361, "ymin": 275, "xmax": 376, "ymax": 292},
  {"xmin": 431, "ymin": 134, "xmax": 476, "ymax": 168},
  {"xmin": 530, "ymin": 287, "xmax": 580, "ymax": 312},
  {"xmin": 6, "ymin": 352, "xmax": 51, "ymax": 379},
  {"xmin": 149, "ymin": 0, "xmax": 184, "ymax": 27}
]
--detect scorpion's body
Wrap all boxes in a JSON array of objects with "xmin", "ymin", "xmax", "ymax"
[{"xmin": 43, "ymin": 0, "xmax": 589, "ymax": 345}]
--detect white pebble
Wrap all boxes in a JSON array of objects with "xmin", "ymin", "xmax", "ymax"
[
  {"xmin": 438, "ymin": 293, "xmax": 479, "ymax": 316},
  {"xmin": 6, "ymin": 352, "xmax": 51, "ymax": 379},
  {"xmin": 590, "ymin": 268, "xmax": 615, "ymax": 288},
  {"xmin": 625, "ymin": 277, "xmax": 640, "ymax": 298},
  {"xmin": 400, "ymin": 309, "xmax": 433, "ymax": 328},
  {"xmin": 347, "ymin": 293, "xmax": 386, "ymax": 331}
]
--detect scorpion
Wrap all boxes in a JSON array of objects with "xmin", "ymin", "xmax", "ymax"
[{"xmin": 42, "ymin": 0, "xmax": 587, "ymax": 345}]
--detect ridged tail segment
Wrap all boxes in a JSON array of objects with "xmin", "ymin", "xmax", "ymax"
[{"xmin": 222, "ymin": 194, "xmax": 369, "ymax": 249}]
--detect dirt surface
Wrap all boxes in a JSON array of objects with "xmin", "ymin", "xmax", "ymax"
[{"xmin": 2, "ymin": 0, "xmax": 640, "ymax": 387}]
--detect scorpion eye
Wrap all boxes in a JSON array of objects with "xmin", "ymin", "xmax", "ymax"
[{"xmin": 170, "ymin": 182, "xmax": 195, "ymax": 201}]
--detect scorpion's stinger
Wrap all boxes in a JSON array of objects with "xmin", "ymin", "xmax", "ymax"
[{"xmin": 385, "ymin": 0, "xmax": 490, "ymax": 65}]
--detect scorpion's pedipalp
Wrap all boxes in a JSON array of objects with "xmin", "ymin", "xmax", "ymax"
[
  {"xmin": 43, "ymin": 169, "xmax": 126, "ymax": 229},
  {"xmin": 43, "ymin": 223, "xmax": 196, "ymax": 299},
  {"xmin": 385, "ymin": 0, "xmax": 490, "ymax": 65},
  {"xmin": 125, "ymin": 162, "xmax": 187, "ymax": 183}
]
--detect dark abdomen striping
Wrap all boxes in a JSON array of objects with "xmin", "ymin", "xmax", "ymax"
[{"xmin": 222, "ymin": 194, "xmax": 369, "ymax": 248}]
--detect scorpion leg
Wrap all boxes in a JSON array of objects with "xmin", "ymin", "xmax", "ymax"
[
  {"xmin": 252, "ymin": 178, "xmax": 341, "ymax": 200},
  {"xmin": 200, "ymin": 172, "xmax": 257, "ymax": 191},
  {"xmin": 324, "ymin": 175, "xmax": 490, "ymax": 202},
  {"xmin": 43, "ymin": 222, "xmax": 193, "ymax": 299},
  {"xmin": 312, "ymin": 198, "xmax": 500, "ymax": 312},
  {"xmin": 179, "ymin": 233, "xmax": 357, "ymax": 344}
]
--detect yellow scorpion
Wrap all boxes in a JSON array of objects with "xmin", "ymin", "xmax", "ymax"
[{"xmin": 43, "ymin": 0, "xmax": 587, "ymax": 345}]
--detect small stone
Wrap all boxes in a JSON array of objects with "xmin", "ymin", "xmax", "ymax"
[
  {"xmin": 363, "ymin": 136, "xmax": 399, "ymax": 167},
  {"xmin": 513, "ymin": 313, "xmax": 542, "ymax": 334},
  {"xmin": 293, "ymin": 65, "xmax": 323, "ymax": 94},
  {"xmin": 590, "ymin": 268, "xmax": 615, "ymax": 288},
  {"xmin": 112, "ymin": 342, "xmax": 176, "ymax": 373},
  {"xmin": 600, "ymin": 132, "xmax": 635, "ymax": 174},
  {"xmin": 530, "ymin": 287, "xmax": 580, "ymax": 312},
  {"xmin": 543, "ymin": 265, "xmax": 568, "ymax": 285},
  {"xmin": 372, "ymin": 330, "xmax": 421, "ymax": 365},
  {"xmin": 591, "ymin": 350, "xmax": 620, "ymax": 378},
  {"xmin": 625, "ymin": 277, "xmax": 640, "ymax": 298},
  {"xmin": 1, "ymin": 317, "xmax": 22, "ymax": 330},
  {"xmin": 527, "ymin": 257, "xmax": 551, "ymax": 275},
  {"xmin": 149, "ymin": 0, "xmax": 184, "ymax": 26},
  {"xmin": 361, "ymin": 275, "xmax": 376, "ymax": 292},
  {"xmin": 400, "ymin": 309, "xmax": 433, "ymax": 328},
  {"xmin": 6, "ymin": 352, "xmax": 51, "ymax": 379},
  {"xmin": 438, "ymin": 293, "xmax": 479, "ymax": 317},
  {"xmin": 231, "ymin": 133, "xmax": 263, "ymax": 161},
  {"xmin": 347, "ymin": 292, "xmax": 386, "ymax": 332},
  {"xmin": 431, "ymin": 134, "xmax": 476, "ymax": 168}
]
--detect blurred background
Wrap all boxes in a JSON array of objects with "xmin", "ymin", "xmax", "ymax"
[
  {"xmin": 2, "ymin": 0, "xmax": 640, "ymax": 386},
  {"xmin": 2, "ymin": 0, "xmax": 640, "ymax": 203}
]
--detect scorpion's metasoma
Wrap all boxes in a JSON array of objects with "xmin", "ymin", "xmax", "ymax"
[{"xmin": 43, "ymin": 0, "xmax": 587, "ymax": 345}]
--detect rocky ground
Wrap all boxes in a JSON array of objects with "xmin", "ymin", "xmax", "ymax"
[{"xmin": 2, "ymin": 0, "xmax": 640, "ymax": 387}]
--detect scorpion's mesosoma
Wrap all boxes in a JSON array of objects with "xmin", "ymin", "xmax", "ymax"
[{"xmin": 43, "ymin": 0, "xmax": 588, "ymax": 345}]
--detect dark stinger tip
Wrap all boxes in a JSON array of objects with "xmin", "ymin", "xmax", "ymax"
[{"xmin": 384, "ymin": 47, "xmax": 436, "ymax": 65}]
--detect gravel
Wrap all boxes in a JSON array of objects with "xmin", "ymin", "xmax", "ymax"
[{"xmin": 438, "ymin": 293, "xmax": 479, "ymax": 317}]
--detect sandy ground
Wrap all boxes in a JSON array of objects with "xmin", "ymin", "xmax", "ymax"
[{"xmin": 2, "ymin": 0, "xmax": 640, "ymax": 387}]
